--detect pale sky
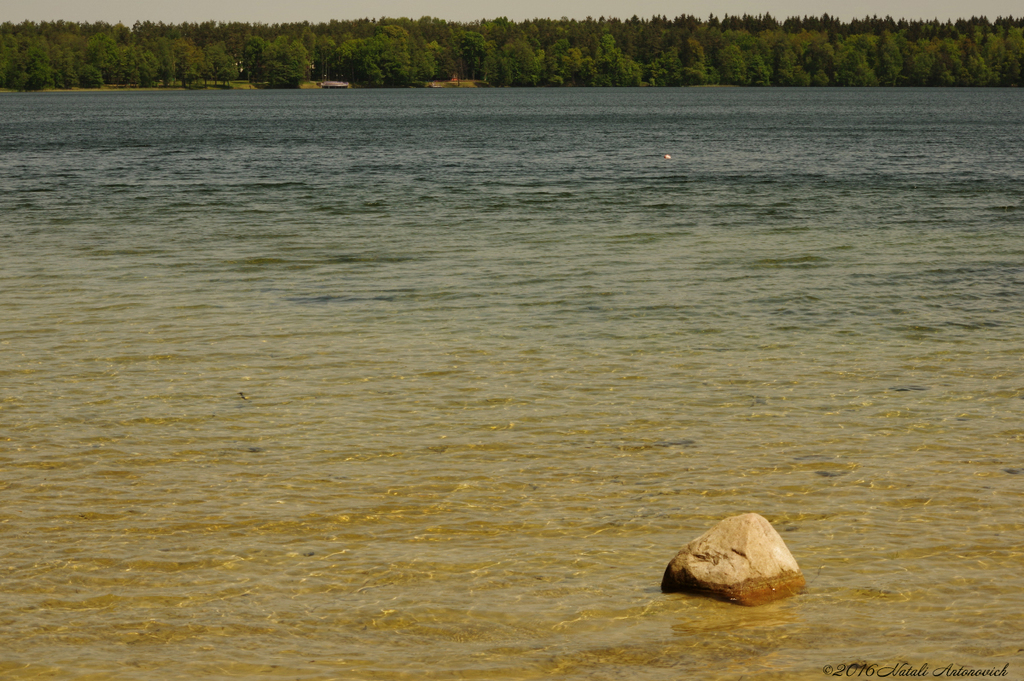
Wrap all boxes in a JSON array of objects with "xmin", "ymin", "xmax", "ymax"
[{"xmin": 6, "ymin": 0, "xmax": 1019, "ymax": 25}]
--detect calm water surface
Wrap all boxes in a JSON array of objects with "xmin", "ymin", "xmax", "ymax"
[{"xmin": 1, "ymin": 88, "xmax": 1023, "ymax": 680}]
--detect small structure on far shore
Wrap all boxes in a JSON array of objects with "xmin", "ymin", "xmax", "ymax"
[
  {"xmin": 320, "ymin": 80, "xmax": 350, "ymax": 89},
  {"xmin": 661, "ymin": 513, "xmax": 805, "ymax": 606},
  {"xmin": 429, "ymin": 74, "xmax": 461, "ymax": 87}
]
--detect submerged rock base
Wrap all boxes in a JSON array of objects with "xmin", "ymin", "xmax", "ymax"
[{"xmin": 661, "ymin": 513, "xmax": 805, "ymax": 606}]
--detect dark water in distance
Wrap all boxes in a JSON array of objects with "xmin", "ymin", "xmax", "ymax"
[{"xmin": 1, "ymin": 88, "xmax": 1023, "ymax": 680}]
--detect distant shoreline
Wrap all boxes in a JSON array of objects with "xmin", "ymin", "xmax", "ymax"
[
  {"xmin": 3, "ymin": 15, "xmax": 1022, "ymax": 91},
  {"xmin": 3, "ymin": 82, "xmax": 1018, "ymax": 94}
]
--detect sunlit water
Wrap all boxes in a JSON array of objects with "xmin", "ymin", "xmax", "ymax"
[{"xmin": 1, "ymin": 88, "xmax": 1023, "ymax": 680}]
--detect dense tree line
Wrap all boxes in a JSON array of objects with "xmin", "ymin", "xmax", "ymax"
[{"xmin": 2, "ymin": 13, "xmax": 1023, "ymax": 89}]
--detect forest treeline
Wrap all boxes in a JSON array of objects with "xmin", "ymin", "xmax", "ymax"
[{"xmin": 2, "ymin": 13, "xmax": 1023, "ymax": 90}]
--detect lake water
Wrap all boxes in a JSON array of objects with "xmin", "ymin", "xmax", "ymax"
[{"xmin": 1, "ymin": 87, "xmax": 1023, "ymax": 680}]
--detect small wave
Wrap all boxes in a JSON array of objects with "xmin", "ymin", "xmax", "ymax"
[
  {"xmin": 652, "ymin": 439, "xmax": 697, "ymax": 448},
  {"xmin": 752, "ymin": 255, "xmax": 828, "ymax": 268},
  {"xmin": 239, "ymin": 257, "xmax": 290, "ymax": 266},
  {"xmin": 285, "ymin": 294, "xmax": 395, "ymax": 304},
  {"xmin": 326, "ymin": 253, "xmax": 417, "ymax": 264}
]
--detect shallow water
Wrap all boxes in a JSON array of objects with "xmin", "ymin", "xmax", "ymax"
[{"xmin": 1, "ymin": 88, "xmax": 1023, "ymax": 680}]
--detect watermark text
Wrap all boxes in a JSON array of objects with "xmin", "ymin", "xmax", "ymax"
[{"xmin": 821, "ymin": 662, "xmax": 1010, "ymax": 678}]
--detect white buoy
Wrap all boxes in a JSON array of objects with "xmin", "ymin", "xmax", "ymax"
[{"xmin": 664, "ymin": 154, "xmax": 672, "ymax": 159}]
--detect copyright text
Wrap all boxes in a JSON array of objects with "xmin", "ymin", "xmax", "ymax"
[{"xmin": 821, "ymin": 663, "xmax": 1010, "ymax": 678}]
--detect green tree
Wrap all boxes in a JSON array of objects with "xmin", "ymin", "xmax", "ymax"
[
  {"xmin": 803, "ymin": 33, "xmax": 835, "ymax": 84},
  {"xmin": 460, "ymin": 31, "xmax": 486, "ymax": 80},
  {"xmin": 265, "ymin": 36, "xmax": 307, "ymax": 87},
  {"xmin": 86, "ymin": 33, "xmax": 118, "ymax": 84},
  {"xmin": 431, "ymin": 40, "xmax": 458, "ymax": 81},
  {"xmin": 243, "ymin": 36, "xmax": 267, "ymax": 84},
  {"xmin": 333, "ymin": 39, "xmax": 360, "ymax": 82},
  {"xmin": 505, "ymin": 38, "xmax": 540, "ymax": 85},
  {"xmin": 961, "ymin": 37, "xmax": 993, "ymax": 86},
  {"xmin": 137, "ymin": 48, "xmax": 159, "ymax": 87},
  {"xmin": 173, "ymin": 38, "xmax": 202, "ymax": 87},
  {"xmin": 931, "ymin": 38, "xmax": 959, "ymax": 86},
  {"xmin": 774, "ymin": 42, "xmax": 810, "ymax": 86},
  {"xmin": 412, "ymin": 40, "xmax": 442, "ymax": 81},
  {"xmin": 559, "ymin": 46, "xmax": 586, "ymax": 85},
  {"xmin": 23, "ymin": 40, "xmax": 53, "ymax": 90},
  {"xmin": 205, "ymin": 41, "xmax": 236, "ymax": 85},
  {"xmin": 484, "ymin": 38, "xmax": 539, "ymax": 86},
  {"xmin": 747, "ymin": 53, "xmax": 772, "ymax": 85},
  {"xmin": 154, "ymin": 38, "xmax": 175, "ymax": 86},
  {"xmin": 834, "ymin": 36, "xmax": 878, "ymax": 86},
  {"xmin": 681, "ymin": 38, "xmax": 708, "ymax": 85},
  {"xmin": 0, "ymin": 36, "xmax": 13, "ymax": 89},
  {"xmin": 542, "ymin": 38, "xmax": 570, "ymax": 85},
  {"xmin": 877, "ymin": 32, "xmax": 903, "ymax": 85},
  {"xmin": 78, "ymin": 63, "xmax": 104, "ymax": 88},
  {"xmin": 51, "ymin": 45, "xmax": 78, "ymax": 89},
  {"xmin": 718, "ymin": 43, "xmax": 747, "ymax": 84},
  {"xmin": 1005, "ymin": 28, "xmax": 1024, "ymax": 86},
  {"xmin": 913, "ymin": 40, "xmax": 937, "ymax": 84},
  {"xmin": 594, "ymin": 33, "xmax": 641, "ymax": 86},
  {"xmin": 314, "ymin": 36, "xmax": 335, "ymax": 80},
  {"xmin": 649, "ymin": 49, "xmax": 683, "ymax": 86},
  {"xmin": 373, "ymin": 25, "xmax": 412, "ymax": 86},
  {"xmin": 114, "ymin": 44, "xmax": 138, "ymax": 86}
]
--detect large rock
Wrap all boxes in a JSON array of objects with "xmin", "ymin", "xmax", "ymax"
[{"xmin": 661, "ymin": 513, "xmax": 805, "ymax": 606}]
